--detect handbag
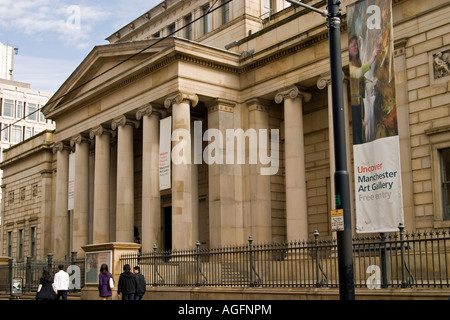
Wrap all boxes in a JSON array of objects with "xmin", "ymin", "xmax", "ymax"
[
  {"xmin": 109, "ymin": 276, "xmax": 114, "ymax": 289},
  {"xmin": 37, "ymin": 284, "xmax": 42, "ymax": 292}
]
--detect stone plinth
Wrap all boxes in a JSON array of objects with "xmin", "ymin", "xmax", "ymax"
[{"xmin": 80, "ymin": 242, "xmax": 141, "ymax": 300}]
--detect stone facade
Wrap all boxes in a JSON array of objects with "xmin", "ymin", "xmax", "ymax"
[{"xmin": 0, "ymin": 0, "xmax": 449, "ymax": 262}]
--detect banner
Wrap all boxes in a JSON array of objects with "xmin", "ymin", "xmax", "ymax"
[
  {"xmin": 68, "ymin": 152, "xmax": 75, "ymax": 210},
  {"xmin": 347, "ymin": 0, "xmax": 404, "ymax": 233},
  {"xmin": 159, "ymin": 116, "xmax": 172, "ymax": 190}
]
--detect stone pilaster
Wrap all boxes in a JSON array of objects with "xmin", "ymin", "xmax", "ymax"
[
  {"xmin": 164, "ymin": 92, "xmax": 198, "ymax": 250},
  {"xmin": 52, "ymin": 142, "xmax": 71, "ymax": 259},
  {"xmin": 70, "ymin": 134, "xmax": 91, "ymax": 257},
  {"xmin": 111, "ymin": 115, "xmax": 139, "ymax": 243},
  {"xmin": 275, "ymin": 86, "xmax": 310, "ymax": 242},
  {"xmin": 136, "ymin": 105, "xmax": 162, "ymax": 252}
]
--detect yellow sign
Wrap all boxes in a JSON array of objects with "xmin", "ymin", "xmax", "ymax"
[{"xmin": 331, "ymin": 209, "xmax": 344, "ymax": 231}]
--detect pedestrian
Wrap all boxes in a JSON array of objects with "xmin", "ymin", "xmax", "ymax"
[
  {"xmin": 36, "ymin": 268, "xmax": 57, "ymax": 300},
  {"xmin": 117, "ymin": 264, "xmax": 136, "ymax": 300},
  {"xmin": 98, "ymin": 263, "xmax": 114, "ymax": 300},
  {"xmin": 53, "ymin": 264, "xmax": 70, "ymax": 300},
  {"xmin": 133, "ymin": 266, "xmax": 146, "ymax": 300}
]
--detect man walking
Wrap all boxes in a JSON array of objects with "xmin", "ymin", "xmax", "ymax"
[
  {"xmin": 53, "ymin": 265, "xmax": 70, "ymax": 300},
  {"xmin": 133, "ymin": 266, "xmax": 146, "ymax": 300},
  {"xmin": 118, "ymin": 264, "xmax": 136, "ymax": 300}
]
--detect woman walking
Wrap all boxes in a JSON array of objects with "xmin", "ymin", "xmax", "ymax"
[{"xmin": 98, "ymin": 264, "xmax": 114, "ymax": 300}]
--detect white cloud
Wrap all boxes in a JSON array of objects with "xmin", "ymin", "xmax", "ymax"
[
  {"xmin": 0, "ymin": 0, "xmax": 111, "ymax": 50},
  {"xmin": 13, "ymin": 55, "xmax": 80, "ymax": 93}
]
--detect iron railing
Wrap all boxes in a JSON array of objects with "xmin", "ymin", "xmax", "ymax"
[
  {"xmin": 0, "ymin": 252, "xmax": 85, "ymax": 293},
  {"xmin": 120, "ymin": 225, "xmax": 450, "ymax": 289}
]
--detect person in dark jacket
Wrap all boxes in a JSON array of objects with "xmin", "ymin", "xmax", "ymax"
[
  {"xmin": 133, "ymin": 266, "xmax": 146, "ymax": 300},
  {"xmin": 117, "ymin": 264, "xmax": 136, "ymax": 300},
  {"xmin": 36, "ymin": 268, "xmax": 57, "ymax": 300}
]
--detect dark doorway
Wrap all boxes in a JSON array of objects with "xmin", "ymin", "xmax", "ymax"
[{"xmin": 163, "ymin": 206, "xmax": 172, "ymax": 252}]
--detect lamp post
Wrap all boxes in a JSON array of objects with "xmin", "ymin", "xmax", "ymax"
[{"xmin": 287, "ymin": 0, "xmax": 355, "ymax": 300}]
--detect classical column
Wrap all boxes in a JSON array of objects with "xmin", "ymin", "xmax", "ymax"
[
  {"xmin": 206, "ymin": 99, "xmax": 238, "ymax": 247},
  {"xmin": 70, "ymin": 134, "xmax": 90, "ymax": 256},
  {"xmin": 247, "ymin": 98, "xmax": 272, "ymax": 243},
  {"xmin": 53, "ymin": 142, "xmax": 71, "ymax": 259},
  {"xmin": 90, "ymin": 125, "xmax": 113, "ymax": 244},
  {"xmin": 164, "ymin": 91, "xmax": 198, "ymax": 250},
  {"xmin": 136, "ymin": 105, "xmax": 161, "ymax": 252},
  {"xmin": 111, "ymin": 115, "xmax": 139, "ymax": 243},
  {"xmin": 275, "ymin": 86, "xmax": 311, "ymax": 242},
  {"xmin": 317, "ymin": 73, "xmax": 355, "ymax": 226}
]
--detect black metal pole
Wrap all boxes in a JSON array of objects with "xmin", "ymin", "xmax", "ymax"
[{"xmin": 326, "ymin": 0, "xmax": 355, "ymax": 300}]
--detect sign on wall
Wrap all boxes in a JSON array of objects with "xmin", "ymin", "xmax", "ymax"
[
  {"xmin": 85, "ymin": 250, "xmax": 112, "ymax": 284},
  {"xmin": 347, "ymin": 0, "xmax": 404, "ymax": 233},
  {"xmin": 159, "ymin": 116, "xmax": 172, "ymax": 190},
  {"xmin": 68, "ymin": 152, "xmax": 75, "ymax": 210}
]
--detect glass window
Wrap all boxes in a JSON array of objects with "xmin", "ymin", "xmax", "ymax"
[
  {"xmin": 39, "ymin": 108, "xmax": 46, "ymax": 123},
  {"xmin": 442, "ymin": 148, "xmax": 450, "ymax": 220},
  {"xmin": 3, "ymin": 99, "xmax": 14, "ymax": 117},
  {"xmin": 19, "ymin": 229, "xmax": 23, "ymax": 260},
  {"xmin": 184, "ymin": 13, "xmax": 193, "ymax": 40},
  {"xmin": 16, "ymin": 101, "xmax": 24, "ymax": 119},
  {"xmin": 2, "ymin": 123, "xmax": 9, "ymax": 142},
  {"xmin": 202, "ymin": 4, "xmax": 211, "ymax": 35},
  {"xmin": 31, "ymin": 227, "xmax": 36, "ymax": 258},
  {"xmin": 11, "ymin": 125, "xmax": 22, "ymax": 143},
  {"xmin": 24, "ymin": 127, "xmax": 33, "ymax": 140},
  {"xmin": 168, "ymin": 23, "xmax": 176, "ymax": 36},
  {"xmin": 26, "ymin": 103, "xmax": 37, "ymax": 121},
  {"xmin": 221, "ymin": 0, "xmax": 230, "ymax": 24},
  {"xmin": 8, "ymin": 232, "xmax": 12, "ymax": 257}
]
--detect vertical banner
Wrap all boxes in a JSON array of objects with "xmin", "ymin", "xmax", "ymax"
[
  {"xmin": 347, "ymin": 0, "xmax": 404, "ymax": 233},
  {"xmin": 159, "ymin": 116, "xmax": 172, "ymax": 190},
  {"xmin": 68, "ymin": 152, "xmax": 75, "ymax": 210}
]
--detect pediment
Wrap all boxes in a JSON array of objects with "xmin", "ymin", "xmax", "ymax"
[{"xmin": 42, "ymin": 39, "xmax": 172, "ymax": 118}]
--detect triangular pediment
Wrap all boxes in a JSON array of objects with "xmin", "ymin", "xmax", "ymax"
[{"xmin": 42, "ymin": 38, "xmax": 173, "ymax": 118}]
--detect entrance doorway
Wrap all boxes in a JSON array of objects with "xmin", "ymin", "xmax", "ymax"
[{"xmin": 162, "ymin": 206, "xmax": 172, "ymax": 252}]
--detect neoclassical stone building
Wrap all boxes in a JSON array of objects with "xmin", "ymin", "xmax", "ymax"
[{"xmin": 1, "ymin": 0, "xmax": 449, "ymax": 261}]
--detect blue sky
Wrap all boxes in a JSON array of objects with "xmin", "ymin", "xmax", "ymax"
[{"xmin": 0, "ymin": 0, "xmax": 161, "ymax": 93}]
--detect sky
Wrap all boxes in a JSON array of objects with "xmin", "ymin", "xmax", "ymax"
[{"xmin": 0, "ymin": 0, "xmax": 162, "ymax": 93}]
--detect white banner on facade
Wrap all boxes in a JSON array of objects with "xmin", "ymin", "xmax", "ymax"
[
  {"xmin": 68, "ymin": 152, "xmax": 75, "ymax": 210},
  {"xmin": 353, "ymin": 136, "xmax": 404, "ymax": 233},
  {"xmin": 159, "ymin": 116, "xmax": 172, "ymax": 190},
  {"xmin": 348, "ymin": 0, "xmax": 404, "ymax": 233}
]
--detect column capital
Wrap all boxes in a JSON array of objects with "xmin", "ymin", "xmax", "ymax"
[
  {"xmin": 89, "ymin": 125, "xmax": 115, "ymax": 140},
  {"xmin": 317, "ymin": 71, "xmax": 347, "ymax": 90},
  {"xmin": 246, "ymin": 97, "xmax": 271, "ymax": 112},
  {"xmin": 111, "ymin": 115, "xmax": 140, "ymax": 130},
  {"xmin": 136, "ymin": 104, "xmax": 165, "ymax": 120},
  {"xmin": 70, "ymin": 134, "xmax": 91, "ymax": 148},
  {"xmin": 274, "ymin": 86, "xmax": 311, "ymax": 104},
  {"xmin": 164, "ymin": 91, "xmax": 198, "ymax": 109},
  {"xmin": 205, "ymin": 98, "xmax": 236, "ymax": 114},
  {"xmin": 52, "ymin": 141, "xmax": 71, "ymax": 154}
]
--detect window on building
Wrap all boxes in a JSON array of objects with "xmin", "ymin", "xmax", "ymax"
[
  {"xmin": 26, "ymin": 103, "xmax": 37, "ymax": 121},
  {"xmin": 24, "ymin": 127, "xmax": 33, "ymax": 140},
  {"xmin": 11, "ymin": 125, "xmax": 22, "ymax": 143},
  {"xmin": 153, "ymin": 31, "xmax": 160, "ymax": 38},
  {"xmin": 168, "ymin": 23, "xmax": 176, "ymax": 36},
  {"xmin": 3, "ymin": 99, "xmax": 14, "ymax": 118},
  {"xmin": 442, "ymin": 148, "xmax": 450, "ymax": 220},
  {"xmin": 39, "ymin": 108, "xmax": 46, "ymax": 123},
  {"xmin": 2, "ymin": 123, "xmax": 9, "ymax": 142},
  {"xmin": 30, "ymin": 227, "xmax": 36, "ymax": 258},
  {"xmin": 185, "ymin": 14, "xmax": 193, "ymax": 40},
  {"xmin": 221, "ymin": 0, "xmax": 230, "ymax": 24},
  {"xmin": 8, "ymin": 232, "xmax": 12, "ymax": 257},
  {"xmin": 263, "ymin": 0, "xmax": 274, "ymax": 18},
  {"xmin": 16, "ymin": 101, "xmax": 24, "ymax": 119},
  {"xmin": 18, "ymin": 229, "xmax": 23, "ymax": 260},
  {"xmin": 202, "ymin": 4, "xmax": 211, "ymax": 35}
]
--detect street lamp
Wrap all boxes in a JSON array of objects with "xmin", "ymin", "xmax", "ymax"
[{"xmin": 286, "ymin": 0, "xmax": 355, "ymax": 300}]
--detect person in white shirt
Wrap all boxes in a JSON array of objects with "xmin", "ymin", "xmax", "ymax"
[{"xmin": 53, "ymin": 265, "xmax": 70, "ymax": 300}]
